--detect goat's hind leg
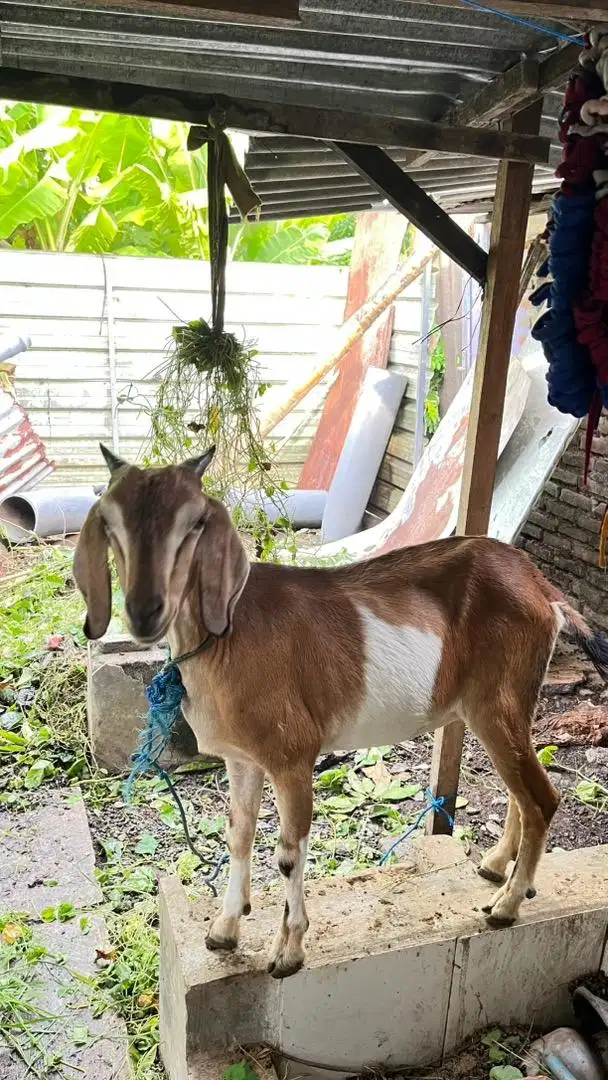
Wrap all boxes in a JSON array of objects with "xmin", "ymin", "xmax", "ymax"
[
  {"xmin": 468, "ymin": 707, "xmax": 559, "ymax": 927},
  {"xmin": 206, "ymin": 759, "xmax": 264, "ymax": 952}
]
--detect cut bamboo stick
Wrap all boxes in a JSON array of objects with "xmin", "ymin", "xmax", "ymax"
[{"xmin": 260, "ymin": 241, "xmax": 435, "ymax": 439}]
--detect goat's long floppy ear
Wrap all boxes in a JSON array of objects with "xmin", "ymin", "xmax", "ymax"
[
  {"xmin": 73, "ymin": 504, "xmax": 112, "ymax": 640},
  {"xmin": 198, "ymin": 498, "xmax": 249, "ymax": 637}
]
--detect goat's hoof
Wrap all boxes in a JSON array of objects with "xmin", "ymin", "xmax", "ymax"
[
  {"xmin": 526, "ymin": 887, "xmax": 536, "ymax": 900},
  {"xmin": 484, "ymin": 912, "xmax": 516, "ymax": 929},
  {"xmin": 267, "ymin": 957, "xmax": 304, "ymax": 979},
  {"xmin": 205, "ymin": 934, "xmax": 238, "ymax": 952},
  {"xmin": 242, "ymin": 903, "xmax": 252, "ymax": 916},
  {"xmin": 477, "ymin": 866, "xmax": 505, "ymax": 885}
]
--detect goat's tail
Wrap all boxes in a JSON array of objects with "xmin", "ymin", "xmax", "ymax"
[{"xmin": 557, "ymin": 599, "xmax": 608, "ymax": 682}]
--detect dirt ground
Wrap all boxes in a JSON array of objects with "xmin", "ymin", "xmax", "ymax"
[{"xmin": 3, "ymin": 537, "xmax": 608, "ymax": 1080}]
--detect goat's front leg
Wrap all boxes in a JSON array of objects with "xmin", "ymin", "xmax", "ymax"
[
  {"xmin": 206, "ymin": 759, "xmax": 264, "ymax": 952},
  {"xmin": 267, "ymin": 766, "xmax": 313, "ymax": 979}
]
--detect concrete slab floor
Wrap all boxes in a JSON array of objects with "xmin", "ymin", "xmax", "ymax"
[
  {"xmin": 0, "ymin": 790, "xmax": 130, "ymax": 1078},
  {"xmin": 159, "ymin": 839, "xmax": 608, "ymax": 1080}
]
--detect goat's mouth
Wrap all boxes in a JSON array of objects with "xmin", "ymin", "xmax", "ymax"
[{"xmin": 126, "ymin": 612, "xmax": 173, "ymax": 646}]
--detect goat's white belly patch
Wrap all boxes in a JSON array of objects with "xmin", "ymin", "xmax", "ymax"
[{"xmin": 326, "ymin": 606, "xmax": 443, "ymax": 752}]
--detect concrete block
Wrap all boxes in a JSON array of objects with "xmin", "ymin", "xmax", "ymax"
[
  {"xmin": 159, "ymin": 843, "xmax": 608, "ymax": 1080},
  {"xmin": 88, "ymin": 633, "xmax": 199, "ymax": 773}
]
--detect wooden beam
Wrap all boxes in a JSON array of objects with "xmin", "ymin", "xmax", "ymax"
[
  {"xmin": 331, "ymin": 143, "xmax": 488, "ymax": 284},
  {"xmin": 0, "ymin": 67, "xmax": 550, "ymax": 164},
  {"xmin": 76, "ymin": 0, "xmax": 300, "ymax": 24},
  {"xmin": 192, "ymin": 102, "xmax": 550, "ymax": 163},
  {"xmin": 426, "ymin": 100, "xmax": 543, "ymax": 836},
  {"xmin": 443, "ymin": 57, "xmax": 541, "ymax": 130},
  {"xmin": 399, "ymin": 0, "xmax": 605, "ymax": 21},
  {"xmin": 406, "ymin": 43, "xmax": 579, "ymax": 172}
]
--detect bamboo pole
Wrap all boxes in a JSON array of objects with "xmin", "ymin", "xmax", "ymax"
[{"xmin": 260, "ymin": 241, "xmax": 435, "ymax": 438}]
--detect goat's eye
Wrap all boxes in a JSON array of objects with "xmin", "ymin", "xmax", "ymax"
[{"xmin": 192, "ymin": 515, "xmax": 206, "ymax": 532}]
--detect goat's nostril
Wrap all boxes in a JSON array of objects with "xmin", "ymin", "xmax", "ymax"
[{"xmin": 126, "ymin": 596, "xmax": 164, "ymax": 624}]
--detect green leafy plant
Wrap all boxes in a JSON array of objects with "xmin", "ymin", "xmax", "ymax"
[
  {"xmin": 424, "ymin": 330, "xmax": 446, "ymax": 437},
  {"xmin": 0, "ymin": 100, "xmax": 355, "ymax": 267},
  {"xmin": 0, "ymin": 103, "xmax": 210, "ymax": 256},
  {"xmin": 223, "ymin": 1063, "xmax": 260, "ymax": 1080},
  {"xmin": 574, "ymin": 777, "xmax": 608, "ymax": 810},
  {"xmin": 537, "ymin": 744, "xmax": 558, "ymax": 768}
]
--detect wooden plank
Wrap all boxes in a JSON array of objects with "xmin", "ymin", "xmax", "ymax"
[
  {"xmin": 0, "ymin": 65, "xmax": 549, "ymax": 164},
  {"xmin": 399, "ymin": 0, "xmax": 605, "ymax": 19},
  {"xmin": 332, "ymin": 144, "xmax": 488, "ymax": 285},
  {"xmin": 192, "ymin": 105, "xmax": 550, "ymax": 163},
  {"xmin": 75, "ymin": 0, "xmax": 300, "ymax": 24},
  {"xmin": 427, "ymin": 100, "xmax": 542, "ymax": 837},
  {"xmin": 299, "ymin": 211, "xmax": 406, "ymax": 490},
  {"xmin": 405, "ymin": 44, "xmax": 579, "ymax": 173},
  {"xmin": 444, "ymin": 57, "xmax": 541, "ymax": 130}
]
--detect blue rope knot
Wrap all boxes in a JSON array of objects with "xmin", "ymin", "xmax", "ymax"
[
  {"xmin": 379, "ymin": 788, "xmax": 456, "ymax": 866},
  {"xmin": 124, "ymin": 662, "xmax": 186, "ymax": 803}
]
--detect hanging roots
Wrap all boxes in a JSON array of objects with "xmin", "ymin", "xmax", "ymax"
[{"xmin": 123, "ymin": 318, "xmax": 296, "ymax": 560}]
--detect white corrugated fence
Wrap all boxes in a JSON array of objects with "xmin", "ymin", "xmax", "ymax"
[{"xmin": 0, "ymin": 250, "xmax": 423, "ymax": 506}]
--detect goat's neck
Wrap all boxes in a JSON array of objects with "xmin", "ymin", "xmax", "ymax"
[{"xmin": 167, "ymin": 588, "xmax": 209, "ymax": 660}]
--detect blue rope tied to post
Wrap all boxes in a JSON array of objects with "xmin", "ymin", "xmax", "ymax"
[
  {"xmin": 124, "ymin": 636, "xmax": 228, "ymax": 895},
  {"xmin": 379, "ymin": 789, "xmax": 455, "ymax": 866}
]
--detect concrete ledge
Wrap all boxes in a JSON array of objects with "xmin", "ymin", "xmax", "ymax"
[
  {"xmin": 88, "ymin": 633, "xmax": 199, "ymax": 773},
  {"xmin": 159, "ymin": 841, "xmax": 608, "ymax": 1080}
]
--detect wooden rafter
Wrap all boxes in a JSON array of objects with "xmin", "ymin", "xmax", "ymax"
[
  {"xmin": 400, "ymin": 0, "xmax": 606, "ymax": 21},
  {"xmin": 0, "ymin": 68, "xmax": 550, "ymax": 164},
  {"xmin": 190, "ymin": 103, "xmax": 550, "ymax": 163},
  {"xmin": 77, "ymin": 0, "xmax": 300, "ymax": 24},
  {"xmin": 405, "ymin": 43, "xmax": 580, "ymax": 172},
  {"xmin": 332, "ymin": 143, "xmax": 487, "ymax": 284}
]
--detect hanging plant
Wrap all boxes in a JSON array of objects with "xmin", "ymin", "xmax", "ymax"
[
  {"xmin": 123, "ymin": 109, "xmax": 295, "ymax": 557},
  {"xmin": 143, "ymin": 318, "xmax": 276, "ymax": 495}
]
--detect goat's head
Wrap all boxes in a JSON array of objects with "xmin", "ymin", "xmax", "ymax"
[{"xmin": 73, "ymin": 444, "xmax": 250, "ymax": 644}]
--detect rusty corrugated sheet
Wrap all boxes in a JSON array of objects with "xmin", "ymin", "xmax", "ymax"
[
  {"xmin": 0, "ymin": 384, "xmax": 54, "ymax": 500},
  {"xmin": 299, "ymin": 211, "xmax": 406, "ymax": 490}
]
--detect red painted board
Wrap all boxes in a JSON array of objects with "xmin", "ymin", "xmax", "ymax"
[{"xmin": 299, "ymin": 211, "xmax": 407, "ymax": 490}]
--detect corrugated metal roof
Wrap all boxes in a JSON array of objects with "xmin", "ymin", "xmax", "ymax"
[{"xmin": 0, "ymin": 1, "xmax": 589, "ymax": 216}]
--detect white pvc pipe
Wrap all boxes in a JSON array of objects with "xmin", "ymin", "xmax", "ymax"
[{"xmin": 0, "ymin": 485, "xmax": 98, "ymax": 543}]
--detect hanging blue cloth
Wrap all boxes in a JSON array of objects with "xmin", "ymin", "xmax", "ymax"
[{"xmin": 531, "ymin": 191, "xmax": 597, "ymax": 418}]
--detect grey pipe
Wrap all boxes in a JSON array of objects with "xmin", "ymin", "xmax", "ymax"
[
  {"xmin": 0, "ymin": 330, "xmax": 31, "ymax": 364},
  {"xmin": 0, "ymin": 486, "xmax": 98, "ymax": 543}
]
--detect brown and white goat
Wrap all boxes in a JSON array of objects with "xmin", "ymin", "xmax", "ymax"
[{"xmin": 74, "ymin": 445, "xmax": 608, "ymax": 978}]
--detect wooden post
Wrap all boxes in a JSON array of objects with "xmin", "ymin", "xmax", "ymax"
[{"xmin": 426, "ymin": 100, "xmax": 543, "ymax": 835}]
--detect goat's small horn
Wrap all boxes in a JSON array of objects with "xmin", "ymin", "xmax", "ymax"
[
  {"xmin": 183, "ymin": 445, "xmax": 215, "ymax": 478},
  {"xmin": 100, "ymin": 443, "xmax": 127, "ymax": 474}
]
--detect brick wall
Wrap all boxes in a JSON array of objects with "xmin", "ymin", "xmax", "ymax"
[{"xmin": 518, "ymin": 418, "xmax": 608, "ymax": 628}]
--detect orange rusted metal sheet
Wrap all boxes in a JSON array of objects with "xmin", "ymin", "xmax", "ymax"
[
  {"xmin": 299, "ymin": 211, "xmax": 406, "ymax": 491},
  {"xmin": 0, "ymin": 386, "xmax": 54, "ymax": 500},
  {"xmin": 319, "ymin": 358, "xmax": 530, "ymax": 562}
]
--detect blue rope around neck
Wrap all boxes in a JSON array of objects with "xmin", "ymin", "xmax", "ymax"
[
  {"xmin": 123, "ymin": 637, "xmax": 228, "ymax": 895},
  {"xmin": 124, "ymin": 662, "xmax": 187, "ymax": 803},
  {"xmin": 379, "ymin": 789, "xmax": 455, "ymax": 866}
]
